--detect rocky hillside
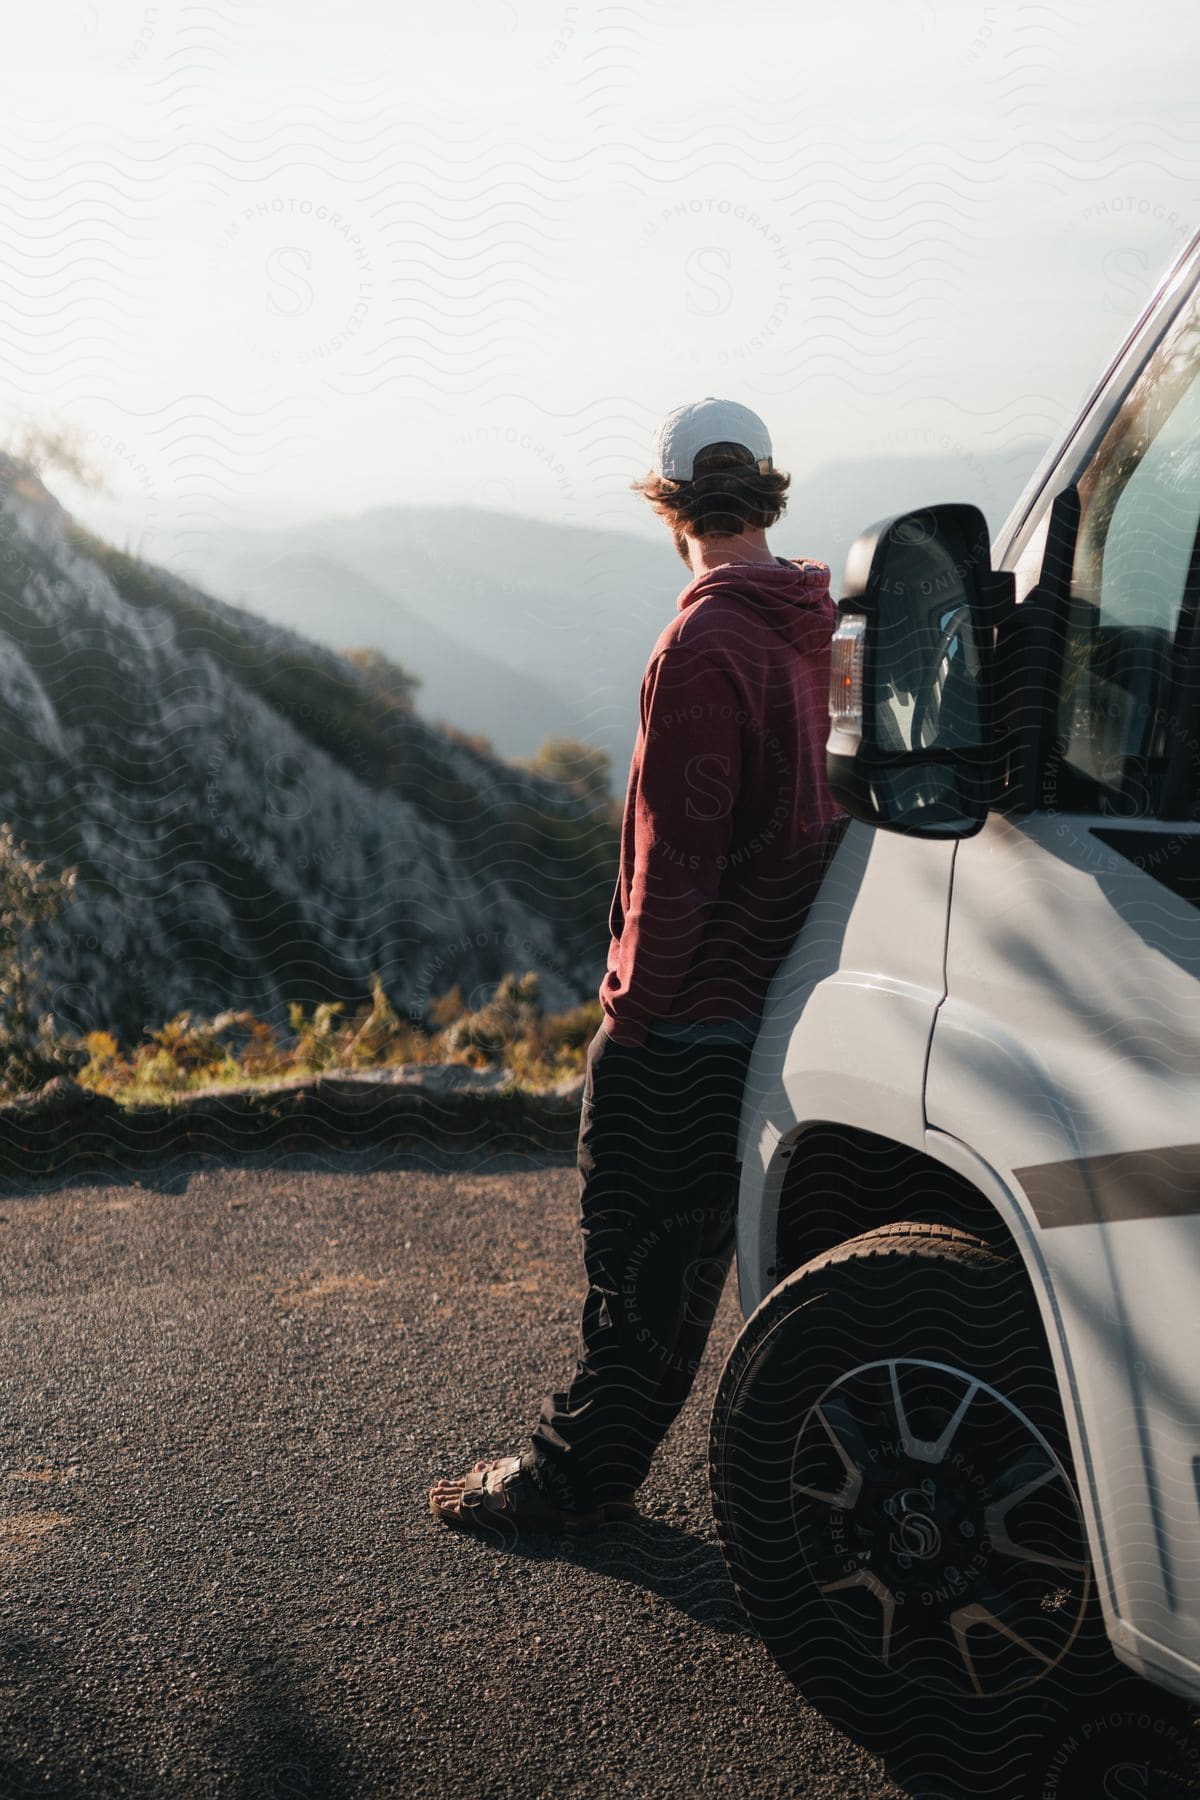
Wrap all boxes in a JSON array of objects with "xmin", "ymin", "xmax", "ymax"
[{"xmin": 0, "ymin": 456, "xmax": 615, "ymax": 1042}]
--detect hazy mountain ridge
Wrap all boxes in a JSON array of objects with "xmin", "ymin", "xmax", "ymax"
[
  {"xmin": 185, "ymin": 541, "xmax": 583, "ymax": 762},
  {"xmin": 0, "ymin": 456, "xmax": 614, "ymax": 1042},
  {"xmin": 178, "ymin": 507, "xmax": 678, "ymax": 776}
]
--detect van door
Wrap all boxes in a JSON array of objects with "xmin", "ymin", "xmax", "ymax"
[{"xmin": 925, "ymin": 284, "xmax": 1200, "ymax": 1692}]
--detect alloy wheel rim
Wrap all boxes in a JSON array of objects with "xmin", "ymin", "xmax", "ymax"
[{"xmin": 788, "ymin": 1357, "xmax": 1091, "ymax": 1698}]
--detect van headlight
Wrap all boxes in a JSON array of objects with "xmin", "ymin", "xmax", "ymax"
[{"xmin": 827, "ymin": 613, "xmax": 866, "ymax": 754}]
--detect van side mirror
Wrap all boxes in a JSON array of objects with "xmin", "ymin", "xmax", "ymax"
[{"xmin": 826, "ymin": 502, "xmax": 1014, "ymax": 839}]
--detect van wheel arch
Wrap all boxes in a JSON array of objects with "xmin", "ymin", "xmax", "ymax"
[{"xmin": 770, "ymin": 1123, "xmax": 1019, "ymax": 1286}]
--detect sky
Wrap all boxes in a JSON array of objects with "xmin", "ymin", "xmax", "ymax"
[{"xmin": 1, "ymin": 0, "xmax": 1197, "ymax": 569}]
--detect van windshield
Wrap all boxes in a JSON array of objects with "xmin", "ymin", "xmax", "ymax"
[{"xmin": 1057, "ymin": 290, "xmax": 1200, "ymax": 806}]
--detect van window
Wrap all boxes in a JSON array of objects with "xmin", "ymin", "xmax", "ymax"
[{"xmin": 1052, "ymin": 292, "xmax": 1200, "ymax": 813}]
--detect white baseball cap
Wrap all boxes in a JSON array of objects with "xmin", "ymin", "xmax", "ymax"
[{"xmin": 650, "ymin": 396, "xmax": 773, "ymax": 480}]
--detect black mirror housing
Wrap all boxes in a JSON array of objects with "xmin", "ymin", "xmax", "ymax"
[{"xmin": 826, "ymin": 503, "xmax": 1014, "ymax": 839}]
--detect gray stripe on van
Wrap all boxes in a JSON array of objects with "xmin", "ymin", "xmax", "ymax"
[{"xmin": 1015, "ymin": 1143, "xmax": 1200, "ymax": 1229}]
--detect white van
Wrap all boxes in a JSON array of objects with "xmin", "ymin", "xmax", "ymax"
[{"xmin": 709, "ymin": 228, "xmax": 1200, "ymax": 1758}]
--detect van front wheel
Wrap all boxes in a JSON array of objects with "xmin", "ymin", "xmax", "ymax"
[{"xmin": 709, "ymin": 1223, "xmax": 1107, "ymax": 1747}]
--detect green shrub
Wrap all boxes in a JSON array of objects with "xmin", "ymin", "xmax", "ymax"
[{"xmin": 0, "ymin": 825, "xmax": 79, "ymax": 1096}]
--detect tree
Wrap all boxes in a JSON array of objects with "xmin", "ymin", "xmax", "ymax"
[
  {"xmin": 7, "ymin": 420, "xmax": 109, "ymax": 492},
  {"xmin": 342, "ymin": 646, "xmax": 422, "ymax": 712},
  {"xmin": 0, "ymin": 826, "xmax": 78, "ymax": 1092},
  {"xmin": 521, "ymin": 736, "xmax": 614, "ymax": 812}
]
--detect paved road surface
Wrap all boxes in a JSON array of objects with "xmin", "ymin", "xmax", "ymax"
[
  {"xmin": 1, "ymin": 1152, "xmax": 1186, "ymax": 1799},
  {"xmin": 0, "ymin": 1151, "xmax": 908, "ymax": 1798}
]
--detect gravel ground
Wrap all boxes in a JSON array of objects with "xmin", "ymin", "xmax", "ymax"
[
  {"xmin": 0, "ymin": 1150, "xmax": 906, "ymax": 1800},
  {"xmin": 1, "ymin": 1151, "xmax": 1188, "ymax": 1800}
]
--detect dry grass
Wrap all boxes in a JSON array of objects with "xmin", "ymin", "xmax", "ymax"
[{"xmin": 75, "ymin": 973, "xmax": 602, "ymax": 1108}]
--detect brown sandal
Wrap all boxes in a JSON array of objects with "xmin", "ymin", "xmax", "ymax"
[{"xmin": 429, "ymin": 1455, "xmax": 638, "ymax": 1536}]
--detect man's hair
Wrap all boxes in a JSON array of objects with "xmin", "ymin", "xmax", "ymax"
[{"xmin": 630, "ymin": 441, "xmax": 791, "ymax": 538}]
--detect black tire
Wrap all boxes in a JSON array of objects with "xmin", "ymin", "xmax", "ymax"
[{"xmin": 710, "ymin": 1223, "xmax": 1113, "ymax": 1781}]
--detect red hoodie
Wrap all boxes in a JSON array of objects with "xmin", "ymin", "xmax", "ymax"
[{"xmin": 599, "ymin": 555, "xmax": 844, "ymax": 1046}]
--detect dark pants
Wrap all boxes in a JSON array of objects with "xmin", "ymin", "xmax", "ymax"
[{"xmin": 528, "ymin": 1023, "xmax": 754, "ymax": 1509}]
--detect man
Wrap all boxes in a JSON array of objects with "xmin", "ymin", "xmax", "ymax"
[{"xmin": 429, "ymin": 397, "xmax": 843, "ymax": 1534}]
